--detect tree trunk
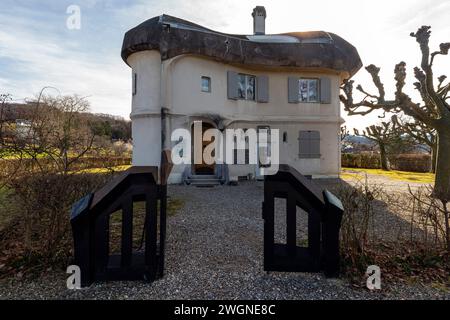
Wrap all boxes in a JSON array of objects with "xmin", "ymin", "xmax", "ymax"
[
  {"xmin": 434, "ymin": 131, "xmax": 450, "ymax": 202},
  {"xmin": 431, "ymin": 145, "xmax": 437, "ymax": 174},
  {"xmin": 442, "ymin": 201, "xmax": 449, "ymax": 252},
  {"xmin": 379, "ymin": 144, "xmax": 390, "ymax": 171}
]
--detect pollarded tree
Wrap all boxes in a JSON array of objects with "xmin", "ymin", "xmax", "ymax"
[
  {"xmin": 340, "ymin": 125, "xmax": 349, "ymax": 142},
  {"xmin": 354, "ymin": 122, "xmax": 396, "ymax": 171},
  {"xmin": 392, "ymin": 114, "xmax": 437, "ymax": 173},
  {"xmin": 340, "ymin": 26, "xmax": 450, "ymax": 201}
]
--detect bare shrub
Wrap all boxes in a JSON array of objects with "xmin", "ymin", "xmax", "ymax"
[
  {"xmin": 408, "ymin": 185, "xmax": 450, "ymax": 252},
  {"xmin": 336, "ymin": 176, "xmax": 383, "ymax": 274},
  {"xmin": 336, "ymin": 176, "xmax": 449, "ymax": 285},
  {"xmin": 0, "ymin": 90, "xmax": 124, "ymax": 278},
  {"xmin": 0, "ymin": 172, "xmax": 114, "ymax": 278}
]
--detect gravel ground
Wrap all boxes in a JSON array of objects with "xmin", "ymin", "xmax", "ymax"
[{"xmin": 0, "ymin": 181, "xmax": 448, "ymax": 300}]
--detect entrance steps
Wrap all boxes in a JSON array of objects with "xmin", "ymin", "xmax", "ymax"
[{"xmin": 185, "ymin": 175, "xmax": 222, "ymax": 187}]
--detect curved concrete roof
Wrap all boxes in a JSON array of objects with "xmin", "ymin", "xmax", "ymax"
[{"xmin": 121, "ymin": 15, "xmax": 362, "ymax": 78}]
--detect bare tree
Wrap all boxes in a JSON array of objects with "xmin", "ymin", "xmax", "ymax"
[
  {"xmin": 0, "ymin": 89, "xmax": 96, "ymax": 177},
  {"xmin": 340, "ymin": 26, "xmax": 450, "ymax": 201},
  {"xmin": 354, "ymin": 122, "xmax": 396, "ymax": 170},
  {"xmin": 0, "ymin": 93, "xmax": 12, "ymax": 145},
  {"xmin": 340, "ymin": 125, "xmax": 350, "ymax": 142},
  {"xmin": 392, "ymin": 114, "xmax": 437, "ymax": 173},
  {"xmin": 0, "ymin": 90, "xmax": 111, "ymax": 256}
]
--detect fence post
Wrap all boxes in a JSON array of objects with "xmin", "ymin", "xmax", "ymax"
[{"xmin": 322, "ymin": 190, "xmax": 344, "ymax": 277}]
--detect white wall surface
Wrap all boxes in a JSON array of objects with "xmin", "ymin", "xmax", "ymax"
[{"xmin": 127, "ymin": 51, "xmax": 343, "ymax": 181}]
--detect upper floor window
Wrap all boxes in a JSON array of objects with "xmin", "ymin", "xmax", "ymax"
[
  {"xmin": 288, "ymin": 76, "xmax": 330, "ymax": 104},
  {"xmin": 299, "ymin": 78, "xmax": 319, "ymax": 103},
  {"xmin": 227, "ymin": 71, "xmax": 268, "ymax": 102},
  {"xmin": 238, "ymin": 74, "xmax": 256, "ymax": 101},
  {"xmin": 201, "ymin": 76, "xmax": 211, "ymax": 93}
]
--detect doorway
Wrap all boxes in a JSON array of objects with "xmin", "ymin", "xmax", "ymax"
[{"xmin": 192, "ymin": 121, "xmax": 216, "ymax": 175}]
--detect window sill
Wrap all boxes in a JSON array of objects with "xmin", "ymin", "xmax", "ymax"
[{"xmin": 299, "ymin": 156, "xmax": 321, "ymax": 159}]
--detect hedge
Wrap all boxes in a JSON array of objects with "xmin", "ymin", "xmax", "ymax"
[{"xmin": 342, "ymin": 153, "xmax": 431, "ymax": 173}]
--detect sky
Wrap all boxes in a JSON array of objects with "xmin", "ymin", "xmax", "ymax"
[{"xmin": 0, "ymin": 0, "xmax": 449, "ymax": 130}]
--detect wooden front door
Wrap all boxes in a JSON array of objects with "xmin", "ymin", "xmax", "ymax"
[{"xmin": 192, "ymin": 122, "xmax": 215, "ymax": 175}]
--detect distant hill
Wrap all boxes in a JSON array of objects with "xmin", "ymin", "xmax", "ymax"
[
  {"xmin": 2, "ymin": 103, "xmax": 131, "ymax": 141},
  {"xmin": 343, "ymin": 135, "xmax": 374, "ymax": 145}
]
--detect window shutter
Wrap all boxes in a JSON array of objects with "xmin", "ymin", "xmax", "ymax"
[
  {"xmin": 309, "ymin": 131, "xmax": 321, "ymax": 158},
  {"xmin": 298, "ymin": 131, "xmax": 310, "ymax": 158},
  {"xmin": 288, "ymin": 77, "xmax": 299, "ymax": 103},
  {"xmin": 227, "ymin": 71, "xmax": 239, "ymax": 100},
  {"xmin": 256, "ymin": 75, "xmax": 269, "ymax": 103},
  {"xmin": 299, "ymin": 131, "xmax": 321, "ymax": 158},
  {"xmin": 320, "ymin": 77, "xmax": 331, "ymax": 104}
]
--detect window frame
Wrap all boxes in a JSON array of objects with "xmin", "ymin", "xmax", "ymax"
[
  {"xmin": 237, "ymin": 73, "xmax": 256, "ymax": 101},
  {"xmin": 298, "ymin": 78, "xmax": 320, "ymax": 103},
  {"xmin": 201, "ymin": 76, "xmax": 211, "ymax": 93},
  {"xmin": 257, "ymin": 126, "xmax": 271, "ymax": 168},
  {"xmin": 132, "ymin": 73, "xmax": 137, "ymax": 96}
]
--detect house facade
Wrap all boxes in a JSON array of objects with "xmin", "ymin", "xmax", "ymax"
[{"xmin": 121, "ymin": 7, "xmax": 362, "ymax": 184}]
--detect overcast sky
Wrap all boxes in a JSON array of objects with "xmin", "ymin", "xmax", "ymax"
[{"xmin": 0, "ymin": 0, "xmax": 449, "ymax": 129}]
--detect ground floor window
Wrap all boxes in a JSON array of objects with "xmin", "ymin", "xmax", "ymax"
[{"xmin": 258, "ymin": 126, "xmax": 271, "ymax": 168}]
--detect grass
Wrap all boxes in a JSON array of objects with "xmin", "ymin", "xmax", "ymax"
[
  {"xmin": 75, "ymin": 165, "xmax": 131, "ymax": 174},
  {"xmin": 109, "ymin": 198, "xmax": 185, "ymax": 253},
  {"xmin": 341, "ymin": 167, "xmax": 435, "ymax": 184}
]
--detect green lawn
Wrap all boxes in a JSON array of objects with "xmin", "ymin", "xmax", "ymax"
[{"xmin": 341, "ymin": 167, "xmax": 435, "ymax": 184}]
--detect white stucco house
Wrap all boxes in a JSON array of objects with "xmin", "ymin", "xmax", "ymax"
[{"xmin": 121, "ymin": 6, "xmax": 362, "ymax": 184}]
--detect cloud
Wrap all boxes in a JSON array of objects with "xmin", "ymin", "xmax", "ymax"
[
  {"xmin": 0, "ymin": 5, "xmax": 130, "ymax": 117},
  {"xmin": 0, "ymin": 0, "xmax": 448, "ymax": 127}
]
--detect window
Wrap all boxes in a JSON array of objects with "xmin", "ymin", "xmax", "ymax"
[
  {"xmin": 201, "ymin": 76, "xmax": 211, "ymax": 93},
  {"xmin": 132, "ymin": 73, "xmax": 137, "ymax": 96},
  {"xmin": 257, "ymin": 126, "xmax": 271, "ymax": 168},
  {"xmin": 232, "ymin": 129, "xmax": 250, "ymax": 164},
  {"xmin": 283, "ymin": 132, "xmax": 288, "ymax": 143},
  {"xmin": 238, "ymin": 74, "xmax": 256, "ymax": 100},
  {"xmin": 298, "ymin": 131, "xmax": 320, "ymax": 159},
  {"xmin": 298, "ymin": 79, "xmax": 319, "ymax": 103}
]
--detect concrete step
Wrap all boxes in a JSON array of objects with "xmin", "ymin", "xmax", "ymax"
[
  {"xmin": 186, "ymin": 175, "xmax": 221, "ymax": 187},
  {"xmin": 191, "ymin": 181, "xmax": 221, "ymax": 187},
  {"xmin": 188, "ymin": 175, "xmax": 217, "ymax": 180}
]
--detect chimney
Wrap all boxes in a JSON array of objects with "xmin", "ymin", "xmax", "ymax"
[{"xmin": 252, "ymin": 6, "xmax": 266, "ymax": 35}]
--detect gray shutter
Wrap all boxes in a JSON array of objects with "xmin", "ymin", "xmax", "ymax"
[
  {"xmin": 309, "ymin": 131, "xmax": 321, "ymax": 158},
  {"xmin": 256, "ymin": 75, "xmax": 269, "ymax": 103},
  {"xmin": 288, "ymin": 77, "xmax": 299, "ymax": 103},
  {"xmin": 320, "ymin": 77, "xmax": 331, "ymax": 104},
  {"xmin": 227, "ymin": 71, "xmax": 238, "ymax": 100},
  {"xmin": 299, "ymin": 131, "xmax": 321, "ymax": 158},
  {"xmin": 298, "ymin": 131, "xmax": 310, "ymax": 158}
]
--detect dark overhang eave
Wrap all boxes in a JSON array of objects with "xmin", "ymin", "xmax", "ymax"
[{"xmin": 121, "ymin": 15, "xmax": 363, "ymax": 78}]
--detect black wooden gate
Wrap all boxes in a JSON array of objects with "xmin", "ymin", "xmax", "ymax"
[
  {"xmin": 263, "ymin": 165, "xmax": 344, "ymax": 277},
  {"xmin": 71, "ymin": 166, "xmax": 167, "ymax": 287}
]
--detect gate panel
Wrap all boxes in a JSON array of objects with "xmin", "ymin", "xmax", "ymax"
[{"xmin": 263, "ymin": 165, "xmax": 344, "ymax": 277}]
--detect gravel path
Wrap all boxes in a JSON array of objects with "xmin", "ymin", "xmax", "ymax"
[{"xmin": 0, "ymin": 182, "xmax": 448, "ymax": 300}]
